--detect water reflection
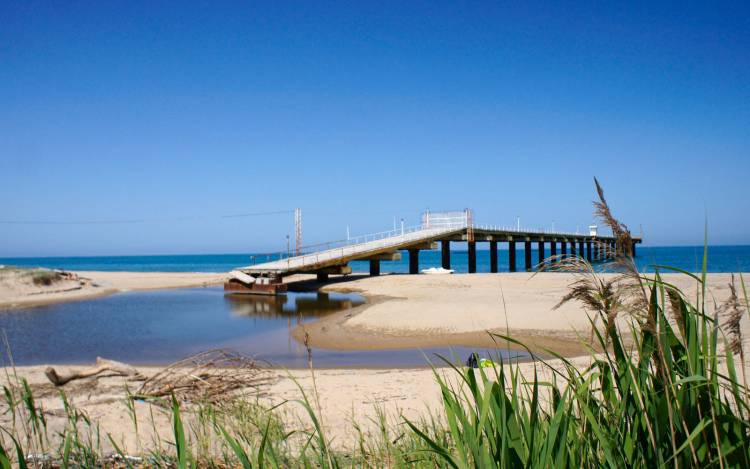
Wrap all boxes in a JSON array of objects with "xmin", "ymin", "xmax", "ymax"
[
  {"xmin": 0, "ymin": 288, "xmax": 366, "ymax": 366},
  {"xmin": 0, "ymin": 288, "xmax": 532, "ymax": 367},
  {"xmin": 224, "ymin": 292, "xmax": 363, "ymax": 319}
]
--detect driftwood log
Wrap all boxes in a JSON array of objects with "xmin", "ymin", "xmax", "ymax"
[{"xmin": 45, "ymin": 357, "xmax": 145, "ymax": 386}]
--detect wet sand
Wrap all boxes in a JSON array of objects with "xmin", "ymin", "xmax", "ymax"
[{"xmin": 292, "ymin": 272, "xmax": 748, "ymax": 357}]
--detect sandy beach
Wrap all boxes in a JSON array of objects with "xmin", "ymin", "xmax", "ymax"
[
  {"xmin": 0, "ymin": 356, "xmax": 591, "ymax": 452},
  {"xmin": 295, "ymin": 272, "xmax": 748, "ymax": 357},
  {"xmin": 1, "ymin": 270, "xmax": 748, "ymax": 452}
]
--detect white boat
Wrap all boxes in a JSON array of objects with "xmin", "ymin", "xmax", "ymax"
[{"xmin": 420, "ymin": 267, "xmax": 454, "ymax": 275}]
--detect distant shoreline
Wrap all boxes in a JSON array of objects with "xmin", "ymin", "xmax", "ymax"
[{"xmin": 0, "ymin": 270, "xmax": 225, "ymax": 310}]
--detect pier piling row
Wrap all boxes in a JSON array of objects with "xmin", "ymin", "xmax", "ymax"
[{"xmin": 238, "ymin": 225, "xmax": 642, "ymax": 283}]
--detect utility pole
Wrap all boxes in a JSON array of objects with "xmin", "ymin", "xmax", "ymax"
[{"xmin": 294, "ymin": 208, "xmax": 302, "ymax": 255}]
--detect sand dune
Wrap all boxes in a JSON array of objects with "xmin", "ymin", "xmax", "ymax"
[{"xmin": 0, "ymin": 268, "xmax": 225, "ymax": 309}]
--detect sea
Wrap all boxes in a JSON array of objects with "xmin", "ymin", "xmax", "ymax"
[{"xmin": 1, "ymin": 245, "xmax": 749, "ymax": 274}]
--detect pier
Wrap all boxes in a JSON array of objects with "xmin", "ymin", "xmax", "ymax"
[{"xmin": 228, "ymin": 211, "xmax": 642, "ymax": 294}]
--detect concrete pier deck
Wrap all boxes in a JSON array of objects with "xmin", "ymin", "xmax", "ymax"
[{"xmin": 239, "ymin": 219, "xmax": 641, "ymax": 279}]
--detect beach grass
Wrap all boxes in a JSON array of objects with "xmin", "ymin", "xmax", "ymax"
[
  {"xmin": 1, "ymin": 184, "xmax": 749, "ymax": 467},
  {"xmin": 1, "ymin": 257, "xmax": 748, "ymax": 467},
  {"xmin": 0, "ymin": 266, "xmax": 64, "ymax": 287}
]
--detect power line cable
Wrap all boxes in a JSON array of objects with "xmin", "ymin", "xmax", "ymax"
[{"xmin": 0, "ymin": 209, "xmax": 296, "ymax": 225}]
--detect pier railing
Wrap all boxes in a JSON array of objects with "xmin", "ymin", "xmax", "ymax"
[
  {"xmin": 471, "ymin": 223, "xmax": 583, "ymax": 237},
  {"xmin": 246, "ymin": 220, "xmax": 594, "ymax": 270},
  {"xmin": 249, "ymin": 221, "xmax": 467, "ymax": 266}
]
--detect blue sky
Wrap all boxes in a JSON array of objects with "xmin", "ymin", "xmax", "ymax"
[{"xmin": 1, "ymin": 1, "xmax": 748, "ymax": 256}]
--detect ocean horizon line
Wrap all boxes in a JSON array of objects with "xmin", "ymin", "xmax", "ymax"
[{"xmin": 2, "ymin": 243, "xmax": 750, "ymax": 260}]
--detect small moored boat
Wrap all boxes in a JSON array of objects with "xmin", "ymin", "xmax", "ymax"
[{"xmin": 420, "ymin": 267, "xmax": 454, "ymax": 275}]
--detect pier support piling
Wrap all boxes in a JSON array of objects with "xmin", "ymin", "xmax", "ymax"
[
  {"xmin": 579, "ymin": 240, "xmax": 585, "ymax": 259},
  {"xmin": 594, "ymin": 242, "xmax": 600, "ymax": 261},
  {"xmin": 468, "ymin": 241, "xmax": 477, "ymax": 273},
  {"xmin": 632, "ymin": 241, "xmax": 637, "ymax": 257},
  {"xmin": 441, "ymin": 240, "xmax": 451, "ymax": 270},
  {"xmin": 570, "ymin": 240, "xmax": 577, "ymax": 258},
  {"xmin": 369, "ymin": 260, "xmax": 380, "ymax": 276},
  {"xmin": 316, "ymin": 273, "xmax": 328, "ymax": 282},
  {"xmin": 586, "ymin": 241, "xmax": 592, "ymax": 262},
  {"xmin": 490, "ymin": 241, "xmax": 498, "ymax": 273},
  {"xmin": 550, "ymin": 240, "xmax": 557, "ymax": 261},
  {"xmin": 509, "ymin": 241, "xmax": 517, "ymax": 272},
  {"xmin": 409, "ymin": 249, "xmax": 419, "ymax": 274},
  {"xmin": 524, "ymin": 241, "xmax": 532, "ymax": 271},
  {"xmin": 537, "ymin": 241, "xmax": 544, "ymax": 267},
  {"xmin": 561, "ymin": 240, "xmax": 567, "ymax": 259}
]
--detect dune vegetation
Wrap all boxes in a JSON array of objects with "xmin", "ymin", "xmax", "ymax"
[{"xmin": 1, "ymin": 183, "xmax": 748, "ymax": 468}]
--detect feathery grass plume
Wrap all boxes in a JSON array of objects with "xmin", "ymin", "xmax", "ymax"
[
  {"xmin": 548, "ymin": 256, "xmax": 622, "ymax": 340},
  {"xmin": 666, "ymin": 286, "xmax": 687, "ymax": 338},
  {"xmin": 592, "ymin": 178, "xmax": 651, "ymax": 325},
  {"xmin": 720, "ymin": 274, "xmax": 745, "ymax": 356},
  {"xmin": 593, "ymin": 177, "xmax": 632, "ymax": 255},
  {"xmin": 720, "ymin": 274, "xmax": 748, "ymax": 400}
]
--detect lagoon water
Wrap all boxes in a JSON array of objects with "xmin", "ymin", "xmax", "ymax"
[
  {"xmin": 0, "ymin": 287, "xmax": 528, "ymax": 367},
  {"xmin": 0, "ymin": 246, "xmax": 746, "ymax": 367},
  {"xmin": 2, "ymin": 245, "xmax": 749, "ymax": 274}
]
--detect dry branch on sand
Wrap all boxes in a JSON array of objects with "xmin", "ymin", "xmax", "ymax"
[
  {"xmin": 44, "ymin": 357, "xmax": 145, "ymax": 385},
  {"xmin": 135, "ymin": 349, "xmax": 276, "ymax": 405},
  {"xmin": 43, "ymin": 350, "xmax": 275, "ymax": 406}
]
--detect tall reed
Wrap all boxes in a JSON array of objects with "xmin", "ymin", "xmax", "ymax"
[{"xmin": 1, "ymin": 181, "xmax": 748, "ymax": 467}]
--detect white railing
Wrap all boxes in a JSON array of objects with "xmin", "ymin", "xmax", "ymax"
[
  {"xmin": 471, "ymin": 223, "xmax": 583, "ymax": 237},
  {"xmin": 244, "ymin": 222, "xmax": 466, "ymax": 271},
  {"xmin": 243, "ymin": 219, "xmax": 600, "ymax": 272}
]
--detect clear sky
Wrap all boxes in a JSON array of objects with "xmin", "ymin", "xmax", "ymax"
[{"xmin": 1, "ymin": 1, "xmax": 748, "ymax": 256}]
